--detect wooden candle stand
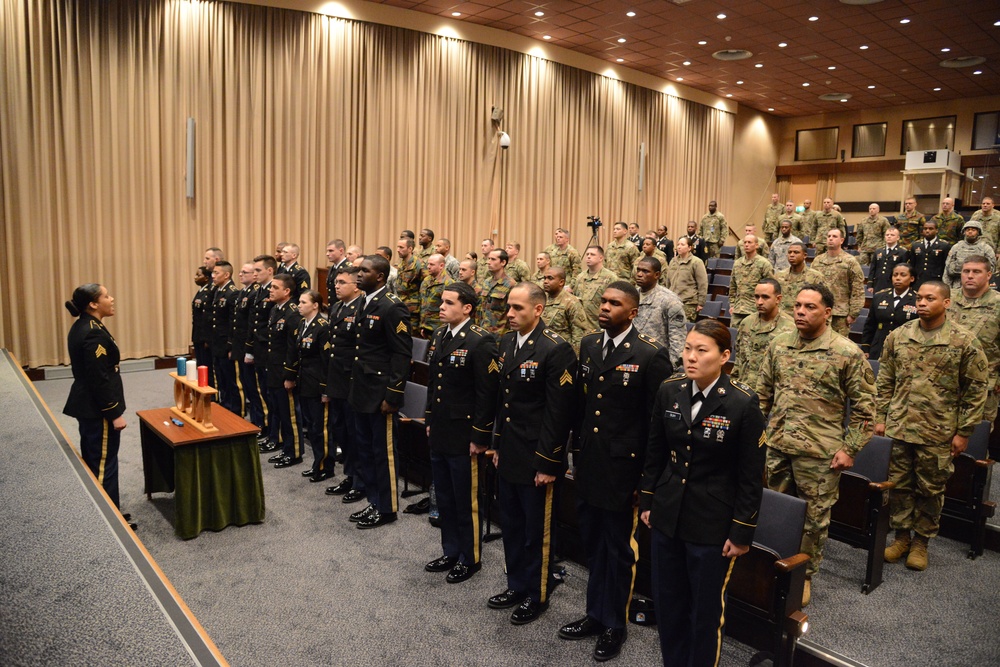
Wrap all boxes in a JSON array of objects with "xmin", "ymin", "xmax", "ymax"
[{"xmin": 169, "ymin": 372, "xmax": 219, "ymax": 433}]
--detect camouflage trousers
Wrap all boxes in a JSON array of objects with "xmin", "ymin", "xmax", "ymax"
[
  {"xmin": 888, "ymin": 439, "xmax": 953, "ymax": 538},
  {"xmin": 766, "ymin": 448, "xmax": 841, "ymax": 578},
  {"xmin": 705, "ymin": 242, "xmax": 720, "ymax": 259},
  {"xmin": 986, "ymin": 389, "xmax": 999, "ymax": 426},
  {"xmin": 830, "ymin": 315, "xmax": 850, "ymax": 337},
  {"xmin": 857, "ymin": 251, "xmax": 875, "ymax": 269},
  {"xmin": 683, "ymin": 304, "xmax": 699, "ymax": 323}
]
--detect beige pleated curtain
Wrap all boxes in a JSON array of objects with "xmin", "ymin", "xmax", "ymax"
[{"xmin": 0, "ymin": 0, "xmax": 734, "ymax": 368}]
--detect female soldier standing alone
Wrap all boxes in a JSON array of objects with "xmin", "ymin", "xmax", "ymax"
[{"xmin": 63, "ymin": 284, "xmax": 134, "ymax": 528}]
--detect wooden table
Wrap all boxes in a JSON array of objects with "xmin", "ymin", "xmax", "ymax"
[{"xmin": 139, "ymin": 406, "xmax": 265, "ymax": 539}]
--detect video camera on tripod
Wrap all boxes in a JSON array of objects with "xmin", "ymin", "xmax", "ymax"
[{"xmin": 586, "ymin": 215, "xmax": 602, "ymax": 232}]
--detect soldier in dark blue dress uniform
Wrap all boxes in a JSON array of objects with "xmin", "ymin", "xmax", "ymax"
[
  {"xmin": 640, "ymin": 320, "xmax": 766, "ymax": 667},
  {"xmin": 209, "ymin": 261, "xmax": 239, "ymax": 413},
  {"xmin": 63, "ymin": 284, "xmax": 133, "ymax": 528},
  {"xmin": 862, "ymin": 263, "xmax": 918, "ymax": 360},
  {"xmin": 292, "ymin": 290, "xmax": 333, "ymax": 482}
]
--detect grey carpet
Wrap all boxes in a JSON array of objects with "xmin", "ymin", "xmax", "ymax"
[
  {"xmin": 30, "ymin": 367, "xmax": 1000, "ymax": 666},
  {"xmin": 0, "ymin": 356, "xmax": 202, "ymax": 667}
]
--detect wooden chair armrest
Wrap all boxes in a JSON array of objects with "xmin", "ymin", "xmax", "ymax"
[
  {"xmin": 775, "ymin": 553, "xmax": 810, "ymax": 573},
  {"xmin": 484, "ymin": 449, "xmax": 496, "ymax": 457},
  {"xmin": 869, "ymin": 480, "xmax": 895, "ymax": 491},
  {"xmin": 974, "ymin": 459, "xmax": 993, "ymax": 468}
]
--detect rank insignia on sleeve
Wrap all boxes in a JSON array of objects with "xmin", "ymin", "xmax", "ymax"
[
  {"xmin": 488, "ymin": 360, "xmax": 500, "ymax": 374},
  {"xmin": 95, "ymin": 344, "xmax": 107, "ymax": 358},
  {"xmin": 864, "ymin": 366, "xmax": 875, "ymax": 384},
  {"xmin": 396, "ymin": 321, "xmax": 408, "ymax": 334},
  {"xmin": 758, "ymin": 432, "xmax": 767, "ymax": 448},
  {"xmin": 559, "ymin": 370, "xmax": 573, "ymax": 386}
]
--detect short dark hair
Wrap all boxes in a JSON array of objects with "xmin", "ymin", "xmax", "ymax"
[
  {"xmin": 443, "ymin": 281, "xmax": 479, "ymax": 310},
  {"xmin": 798, "ymin": 282, "xmax": 835, "ymax": 309},
  {"xmin": 364, "ymin": 254, "xmax": 391, "ymax": 281},
  {"xmin": 337, "ymin": 265, "xmax": 360, "ymax": 277},
  {"xmin": 197, "ymin": 266, "xmax": 212, "ymax": 280},
  {"xmin": 757, "ymin": 277, "xmax": 781, "ymax": 295},
  {"xmin": 691, "ymin": 319, "xmax": 731, "ymax": 354},
  {"xmin": 272, "ymin": 273, "xmax": 295, "ymax": 290},
  {"xmin": 511, "ymin": 281, "xmax": 546, "ymax": 306},
  {"xmin": 301, "ymin": 289, "xmax": 322, "ymax": 305},
  {"xmin": 376, "ymin": 245, "xmax": 393, "ymax": 260},
  {"xmin": 399, "ymin": 237, "xmax": 415, "ymax": 250},
  {"xmin": 920, "ymin": 280, "xmax": 951, "ymax": 298},
  {"xmin": 214, "ymin": 261, "xmax": 233, "ymax": 276},
  {"xmin": 891, "ymin": 262, "xmax": 914, "ymax": 277},
  {"xmin": 962, "ymin": 255, "xmax": 992, "ymax": 271},
  {"xmin": 327, "ymin": 239, "xmax": 346, "ymax": 249},
  {"xmin": 606, "ymin": 280, "xmax": 640, "ymax": 308},
  {"xmin": 637, "ymin": 256, "xmax": 662, "ymax": 273},
  {"xmin": 787, "ymin": 242, "xmax": 807, "ymax": 252},
  {"xmin": 400, "ymin": 230, "xmax": 415, "ymax": 240},
  {"xmin": 421, "ymin": 228, "xmax": 435, "ymax": 240},
  {"xmin": 492, "ymin": 249, "xmax": 509, "ymax": 265},
  {"xmin": 586, "ymin": 245, "xmax": 605, "ymax": 256},
  {"xmin": 253, "ymin": 254, "xmax": 278, "ymax": 271}
]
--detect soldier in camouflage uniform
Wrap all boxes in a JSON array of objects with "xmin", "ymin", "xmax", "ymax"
[
  {"xmin": 947, "ymin": 254, "xmax": 1000, "ymax": 425},
  {"xmin": 572, "ymin": 246, "xmax": 618, "ymax": 332},
  {"xmin": 477, "ymin": 238, "xmax": 495, "ymax": 284},
  {"xmin": 480, "ymin": 249, "xmax": 515, "ymax": 335},
  {"xmin": 666, "ymin": 237, "xmax": 708, "ymax": 322},
  {"xmin": 944, "ymin": 221, "xmax": 997, "ymax": 288},
  {"xmin": 606, "ymin": 222, "xmax": 641, "ymax": 281},
  {"xmin": 638, "ymin": 237, "xmax": 670, "ymax": 286},
  {"xmin": 541, "ymin": 266, "xmax": 590, "ymax": 353},
  {"xmin": 878, "ymin": 280, "xmax": 989, "ymax": 571},
  {"xmin": 732, "ymin": 278, "xmax": 795, "ymax": 391},
  {"xmin": 394, "ymin": 237, "xmax": 425, "ymax": 333},
  {"xmin": 458, "ymin": 259, "xmax": 485, "ymax": 325},
  {"xmin": 811, "ymin": 230, "xmax": 865, "ymax": 335},
  {"xmin": 729, "ymin": 234, "xmax": 774, "ymax": 327},
  {"xmin": 544, "ymin": 228, "xmax": 582, "ymax": 280},
  {"xmin": 633, "ymin": 256, "xmax": 687, "ymax": 368},
  {"xmin": 780, "ymin": 201, "xmax": 805, "ymax": 241},
  {"xmin": 698, "ymin": 200, "xmax": 729, "ymax": 259},
  {"xmin": 970, "ymin": 196, "xmax": 1000, "ymax": 252},
  {"xmin": 895, "ymin": 198, "xmax": 926, "ymax": 250},
  {"xmin": 419, "ymin": 254, "xmax": 455, "ymax": 338},
  {"xmin": 417, "ymin": 228, "xmax": 435, "ymax": 264},
  {"xmin": 855, "ymin": 203, "xmax": 890, "ymax": 268},
  {"xmin": 504, "ymin": 242, "xmax": 531, "ymax": 283},
  {"xmin": 775, "ymin": 242, "xmax": 825, "ymax": 316},
  {"xmin": 735, "ymin": 225, "xmax": 770, "ymax": 261},
  {"xmin": 812, "ymin": 198, "xmax": 847, "ymax": 255},
  {"xmin": 762, "ymin": 193, "xmax": 783, "ymax": 245},
  {"xmin": 757, "ymin": 282, "xmax": 875, "ymax": 604},
  {"xmin": 530, "ymin": 252, "xmax": 550, "ymax": 287},
  {"xmin": 768, "ymin": 219, "xmax": 801, "ymax": 271},
  {"xmin": 798, "ymin": 199, "xmax": 818, "ymax": 242},
  {"xmin": 931, "ymin": 198, "xmax": 965, "ymax": 250}
]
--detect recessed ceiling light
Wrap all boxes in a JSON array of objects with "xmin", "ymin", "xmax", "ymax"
[
  {"xmin": 778, "ymin": 42, "xmax": 788, "ymax": 47},
  {"xmin": 626, "ymin": 11, "xmax": 636, "ymax": 18},
  {"xmin": 941, "ymin": 48, "xmax": 951, "ymax": 53},
  {"xmin": 683, "ymin": 61, "xmax": 691, "ymax": 66},
  {"xmin": 868, "ymin": 85, "xmax": 876, "ymax": 89},
  {"xmin": 726, "ymin": 94, "xmax": 733, "ymax": 97},
  {"xmin": 698, "ymin": 40, "xmax": 708, "ymax": 45},
  {"xmin": 809, "ymin": 16, "xmax": 819, "ymax": 22},
  {"xmin": 828, "ymin": 66, "xmax": 836, "ymax": 70},
  {"xmin": 934, "ymin": 87, "xmax": 942, "ymax": 91},
  {"xmin": 860, "ymin": 45, "xmax": 869, "ymax": 50},
  {"xmin": 841, "ymin": 99, "xmax": 848, "ymax": 102},
  {"xmin": 802, "ymin": 82, "xmax": 810, "ymax": 86},
  {"xmin": 768, "ymin": 107, "xmax": 775, "ymax": 111},
  {"xmin": 755, "ymin": 63, "xmax": 763, "ymax": 68},
  {"xmin": 995, "ymin": 20, "xmax": 1000, "ymax": 26},
  {"xmin": 736, "ymin": 80, "xmax": 743, "ymax": 84},
  {"xmin": 677, "ymin": 77, "xmax": 684, "ymax": 81},
  {"xmin": 616, "ymin": 58, "xmax": 624, "ymax": 63},
  {"xmin": 617, "ymin": 38, "xmax": 627, "ymax": 43},
  {"xmin": 534, "ymin": 11, "xmax": 544, "ymax": 17},
  {"xmin": 900, "ymin": 18, "xmax": 910, "ymax": 24},
  {"xmin": 717, "ymin": 13, "xmax": 727, "ymax": 19},
  {"xmin": 543, "ymin": 35, "xmax": 551, "ymax": 40},
  {"xmin": 974, "ymin": 70, "xmax": 983, "ymax": 74},
  {"xmin": 451, "ymin": 12, "xmax": 461, "ymax": 17}
]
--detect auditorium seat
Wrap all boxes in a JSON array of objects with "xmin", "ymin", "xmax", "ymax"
[
  {"xmin": 709, "ymin": 274, "xmax": 731, "ymax": 297},
  {"xmin": 942, "ymin": 420, "xmax": 996, "ymax": 558},
  {"xmin": 698, "ymin": 300, "xmax": 723, "ymax": 320},
  {"xmin": 411, "ymin": 337, "xmax": 430, "ymax": 363},
  {"xmin": 715, "ymin": 258, "xmax": 734, "ymax": 276},
  {"xmin": 719, "ymin": 245, "xmax": 736, "ymax": 259},
  {"xmin": 725, "ymin": 489, "xmax": 810, "ymax": 667},
  {"xmin": 397, "ymin": 381, "xmax": 431, "ymax": 495},
  {"xmin": 706, "ymin": 257, "xmax": 719, "ymax": 274},
  {"xmin": 830, "ymin": 435, "xmax": 894, "ymax": 594}
]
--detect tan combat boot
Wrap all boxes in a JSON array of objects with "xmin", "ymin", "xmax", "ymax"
[
  {"xmin": 906, "ymin": 534, "xmax": 929, "ymax": 571},
  {"xmin": 884, "ymin": 530, "xmax": 911, "ymax": 563}
]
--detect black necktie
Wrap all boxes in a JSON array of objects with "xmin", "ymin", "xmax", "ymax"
[
  {"xmin": 691, "ymin": 391, "xmax": 706, "ymax": 421},
  {"xmin": 893, "ymin": 295, "xmax": 902, "ymax": 309},
  {"xmin": 604, "ymin": 339, "xmax": 615, "ymax": 360},
  {"xmin": 442, "ymin": 330, "xmax": 453, "ymax": 345}
]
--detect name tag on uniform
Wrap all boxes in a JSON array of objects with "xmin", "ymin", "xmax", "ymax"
[{"xmin": 664, "ymin": 410, "xmax": 682, "ymax": 420}]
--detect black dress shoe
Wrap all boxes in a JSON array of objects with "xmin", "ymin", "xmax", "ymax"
[
  {"xmin": 309, "ymin": 470, "xmax": 333, "ymax": 482},
  {"xmin": 425, "ymin": 555, "xmax": 458, "ymax": 573},
  {"xmin": 260, "ymin": 440, "xmax": 280, "ymax": 453},
  {"xmin": 510, "ymin": 597, "xmax": 548, "ymax": 625},
  {"xmin": 349, "ymin": 504, "xmax": 375, "ymax": 522},
  {"xmin": 487, "ymin": 589, "xmax": 525, "ymax": 610},
  {"xmin": 128, "ymin": 521, "xmax": 138, "ymax": 531},
  {"xmin": 267, "ymin": 452, "xmax": 285, "ymax": 463},
  {"xmin": 342, "ymin": 488, "xmax": 366, "ymax": 504},
  {"xmin": 356, "ymin": 511, "xmax": 397, "ymax": 529},
  {"xmin": 301, "ymin": 467, "xmax": 315, "ymax": 477},
  {"xmin": 274, "ymin": 456, "xmax": 303, "ymax": 469},
  {"xmin": 120, "ymin": 512, "xmax": 132, "ymax": 522},
  {"xmin": 403, "ymin": 497, "xmax": 431, "ymax": 514},
  {"xmin": 325, "ymin": 477, "xmax": 353, "ymax": 495},
  {"xmin": 593, "ymin": 628, "xmax": 626, "ymax": 662},
  {"xmin": 558, "ymin": 616, "xmax": 604, "ymax": 640},
  {"xmin": 446, "ymin": 562, "xmax": 481, "ymax": 584}
]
